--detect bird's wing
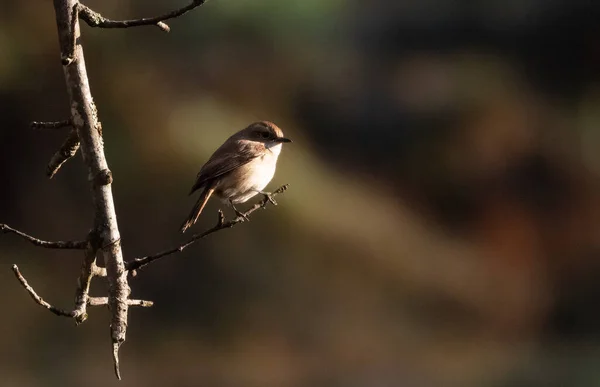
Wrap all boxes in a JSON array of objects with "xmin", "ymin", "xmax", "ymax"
[{"xmin": 189, "ymin": 140, "xmax": 260, "ymax": 194}]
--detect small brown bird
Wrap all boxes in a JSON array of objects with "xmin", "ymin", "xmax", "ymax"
[{"xmin": 180, "ymin": 121, "xmax": 291, "ymax": 232}]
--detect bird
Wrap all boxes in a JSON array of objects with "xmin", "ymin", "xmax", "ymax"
[{"xmin": 180, "ymin": 121, "xmax": 291, "ymax": 233}]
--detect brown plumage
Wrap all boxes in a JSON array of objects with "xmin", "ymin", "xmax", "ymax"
[
  {"xmin": 180, "ymin": 187, "xmax": 215, "ymax": 233},
  {"xmin": 180, "ymin": 121, "xmax": 291, "ymax": 232}
]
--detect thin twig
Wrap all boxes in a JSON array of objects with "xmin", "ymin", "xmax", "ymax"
[
  {"xmin": 87, "ymin": 297, "xmax": 107, "ymax": 306},
  {"xmin": 87, "ymin": 297, "xmax": 154, "ymax": 307},
  {"xmin": 78, "ymin": 0, "xmax": 208, "ymax": 33},
  {"xmin": 12, "ymin": 259, "xmax": 150, "ymax": 313},
  {"xmin": 31, "ymin": 120, "xmax": 72, "ymax": 130},
  {"xmin": 113, "ymin": 342, "xmax": 122, "ymax": 380},
  {"xmin": 128, "ymin": 299, "xmax": 154, "ymax": 307},
  {"xmin": 12, "ymin": 265, "xmax": 75, "ymax": 317},
  {"xmin": 72, "ymin": 240, "xmax": 97, "ymax": 324},
  {"xmin": 126, "ymin": 184, "xmax": 289, "ymax": 273},
  {"xmin": 0, "ymin": 224, "xmax": 87, "ymax": 249},
  {"xmin": 47, "ymin": 129, "xmax": 80, "ymax": 178}
]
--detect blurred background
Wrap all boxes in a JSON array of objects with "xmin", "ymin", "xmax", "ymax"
[{"xmin": 1, "ymin": 0, "xmax": 600, "ymax": 386}]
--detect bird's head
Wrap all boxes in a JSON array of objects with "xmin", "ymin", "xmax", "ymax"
[{"xmin": 238, "ymin": 121, "xmax": 292, "ymax": 147}]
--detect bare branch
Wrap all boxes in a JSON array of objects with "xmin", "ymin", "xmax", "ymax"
[
  {"xmin": 47, "ymin": 129, "xmax": 80, "ymax": 178},
  {"xmin": 12, "ymin": 265, "xmax": 75, "ymax": 317},
  {"xmin": 72, "ymin": 240, "xmax": 97, "ymax": 324},
  {"xmin": 127, "ymin": 184, "xmax": 289, "ymax": 274},
  {"xmin": 31, "ymin": 120, "xmax": 72, "ymax": 130},
  {"xmin": 88, "ymin": 297, "xmax": 154, "ymax": 307},
  {"xmin": 78, "ymin": 0, "xmax": 208, "ymax": 33},
  {"xmin": 60, "ymin": 3, "xmax": 78, "ymax": 65},
  {"xmin": 113, "ymin": 342, "xmax": 122, "ymax": 380},
  {"xmin": 54, "ymin": 0, "xmax": 130, "ymax": 378},
  {"xmin": 0, "ymin": 224, "xmax": 87, "ymax": 249},
  {"xmin": 11, "ymin": 240, "xmax": 103, "ymax": 324},
  {"xmin": 31, "ymin": 119, "xmax": 81, "ymax": 178},
  {"xmin": 12, "ymin": 261, "xmax": 152, "ymax": 334},
  {"xmin": 87, "ymin": 297, "xmax": 107, "ymax": 306},
  {"xmin": 128, "ymin": 299, "xmax": 154, "ymax": 307}
]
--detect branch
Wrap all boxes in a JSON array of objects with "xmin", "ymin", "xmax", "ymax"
[
  {"xmin": 3, "ymin": 226, "xmax": 102, "ymax": 324},
  {"xmin": 71, "ymin": 240, "xmax": 97, "ymax": 324},
  {"xmin": 88, "ymin": 297, "xmax": 154, "ymax": 307},
  {"xmin": 47, "ymin": 129, "xmax": 80, "ymax": 178},
  {"xmin": 78, "ymin": 0, "xmax": 208, "ymax": 33},
  {"xmin": 54, "ymin": 0, "xmax": 130, "ymax": 379},
  {"xmin": 30, "ymin": 119, "xmax": 80, "ymax": 178},
  {"xmin": 0, "ymin": 224, "xmax": 87, "ymax": 249},
  {"xmin": 11, "ymin": 237, "xmax": 98, "ymax": 323},
  {"xmin": 127, "ymin": 184, "xmax": 289, "ymax": 274},
  {"xmin": 12, "ymin": 264, "xmax": 75, "ymax": 317},
  {"xmin": 31, "ymin": 120, "xmax": 72, "ymax": 130},
  {"xmin": 11, "ymin": 0, "xmax": 211, "ymax": 379},
  {"xmin": 11, "ymin": 264, "xmax": 150, "ymax": 321},
  {"xmin": 113, "ymin": 342, "xmax": 122, "ymax": 380}
]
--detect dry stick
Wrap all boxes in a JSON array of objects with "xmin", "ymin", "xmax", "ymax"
[
  {"xmin": 7, "ymin": 233, "xmax": 101, "ymax": 325},
  {"xmin": 78, "ymin": 0, "xmax": 208, "ymax": 33},
  {"xmin": 88, "ymin": 297, "xmax": 154, "ymax": 307},
  {"xmin": 12, "ymin": 265, "xmax": 75, "ymax": 317},
  {"xmin": 47, "ymin": 129, "xmax": 81, "ymax": 178},
  {"xmin": 127, "ymin": 184, "xmax": 289, "ymax": 274},
  {"xmin": 53, "ymin": 0, "xmax": 129, "ymax": 379},
  {"xmin": 71, "ymin": 240, "xmax": 97, "ymax": 324},
  {"xmin": 12, "ymin": 265, "xmax": 151, "ymax": 314},
  {"xmin": 10, "ymin": 237, "xmax": 98, "ymax": 323},
  {"xmin": 0, "ymin": 224, "xmax": 87, "ymax": 249},
  {"xmin": 30, "ymin": 119, "xmax": 80, "ymax": 178},
  {"xmin": 31, "ymin": 120, "xmax": 72, "ymax": 130}
]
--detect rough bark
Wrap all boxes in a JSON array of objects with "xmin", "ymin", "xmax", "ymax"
[{"xmin": 53, "ymin": 0, "xmax": 129, "ymax": 378}]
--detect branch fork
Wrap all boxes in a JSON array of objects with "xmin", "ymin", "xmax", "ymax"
[{"xmin": 4, "ymin": 183, "xmax": 288, "ymax": 377}]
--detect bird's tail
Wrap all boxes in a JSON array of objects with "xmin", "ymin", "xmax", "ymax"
[{"xmin": 180, "ymin": 186, "xmax": 215, "ymax": 233}]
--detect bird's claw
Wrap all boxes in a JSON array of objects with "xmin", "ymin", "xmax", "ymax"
[
  {"xmin": 263, "ymin": 193, "xmax": 277, "ymax": 206},
  {"xmin": 234, "ymin": 209, "xmax": 250, "ymax": 222}
]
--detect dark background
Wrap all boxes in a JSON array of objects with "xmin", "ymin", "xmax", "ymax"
[{"xmin": 1, "ymin": 0, "xmax": 600, "ymax": 386}]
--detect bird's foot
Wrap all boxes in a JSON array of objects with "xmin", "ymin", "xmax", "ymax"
[
  {"xmin": 260, "ymin": 191, "xmax": 278, "ymax": 206},
  {"xmin": 234, "ymin": 208, "xmax": 250, "ymax": 222}
]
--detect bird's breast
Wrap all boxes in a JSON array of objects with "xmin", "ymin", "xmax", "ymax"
[
  {"xmin": 216, "ymin": 152, "xmax": 279, "ymax": 203},
  {"xmin": 248, "ymin": 152, "xmax": 278, "ymax": 190}
]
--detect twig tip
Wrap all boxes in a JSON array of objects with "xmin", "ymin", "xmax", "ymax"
[
  {"xmin": 113, "ymin": 342, "xmax": 122, "ymax": 380},
  {"xmin": 156, "ymin": 21, "xmax": 170, "ymax": 32}
]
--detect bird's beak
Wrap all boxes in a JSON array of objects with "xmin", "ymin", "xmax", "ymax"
[{"xmin": 276, "ymin": 137, "xmax": 292, "ymax": 143}]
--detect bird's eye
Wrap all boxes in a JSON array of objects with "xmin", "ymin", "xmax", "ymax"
[{"xmin": 260, "ymin": 132, "xmax": 270, "ymax": 138}]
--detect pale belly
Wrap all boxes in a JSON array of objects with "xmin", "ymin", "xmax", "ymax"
[{"xmin": 215, "ymin": 153, "xmax": 278, "ymax": 204}]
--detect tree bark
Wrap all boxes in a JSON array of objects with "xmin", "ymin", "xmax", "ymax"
[{"xmin": 52, "ymin": 0, "xmax": 129, "ymax": 378}]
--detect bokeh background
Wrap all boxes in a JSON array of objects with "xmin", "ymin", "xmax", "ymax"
[{"xmin": 1, "ymin": 0, "xmax": 600, "ymax": 386}]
